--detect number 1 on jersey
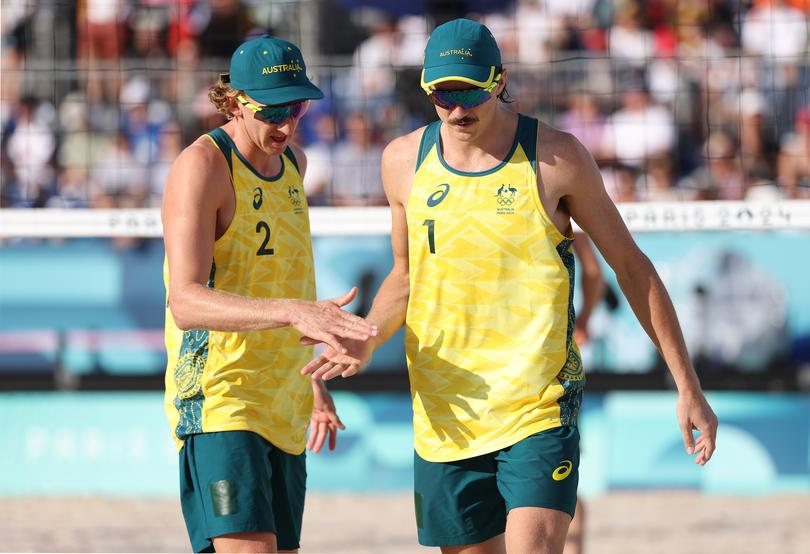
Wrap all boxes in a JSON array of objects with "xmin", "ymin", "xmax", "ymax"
[{"xmin": 423, "ymin": 219, "xmax": 435, "ymax": 254}]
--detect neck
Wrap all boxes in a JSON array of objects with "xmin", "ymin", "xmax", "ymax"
[
  {"xmin": 226, "ymin": 120, "xmax": 284, "ymax": 177},
  {"xmin": 440, "ymin": 107, "xmax": 519, "ymax": 172}
]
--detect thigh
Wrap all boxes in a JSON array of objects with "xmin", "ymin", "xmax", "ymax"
[
  {"xmin": 179, "ymin": 431, "xmax": 285, "ymax": 553},
  {"xmin": 212, "ymin": 531, "xmax": 277, "ymax": 553},
  {"xmin": 495, "ymin": 426, "xmax": 580, "ymax": 517},
  {"xmin": 505, "ymin": 507, "xmax": 571, "ymax": 554},
  {"xmin": 414, "ymin": 450, "xmax": 505, "ymax": 548}
]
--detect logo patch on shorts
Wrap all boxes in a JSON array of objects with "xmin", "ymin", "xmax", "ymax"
[
  {"xmin": 210, "ymin": 480, "xmax": 239, "ymax": 517},
  {"xmin": 552, "ymin": 460, "xmax": 573, "ymax": 481}
]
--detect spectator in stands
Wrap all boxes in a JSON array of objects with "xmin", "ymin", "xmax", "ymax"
[
  {"xmin": 89, "ymin": 131, "xmax": 148, "ymax": 208},
  {"xmin": 602, "ymin": 164, "xmax": 640, "ymax": 203},
  {"xmin": 3, "ymin": 95, "xmax": 57, "ymax": 207},
  {"xmin": 330, "ymin": 112, "xmax": 386, "ymax": 206},
  {"xmin": 778, "ymin": 107, "xmax": 810, "ymax": 198},
  {"xmin": 601, "ymin": 83, "xmax": 675, "ymax": 170},
  {"xmin": 737, "ymin": 87, "xmax": 780, "ymax": 181},
  {"xmin": 302, "ymin": 112, "xmax": 339, "ymax": 205},
  {"xmin": 638, "ymin": 156, "xmax": 694, "ymax": 202},
  {"xmin": 47, "ymin": 167, "xmax": 91, "ymax": 209},
  {"xmin": 558, "ymin": 92, "xmax": 606, "ymax": 162},
  {"xmin": 146, "ymin": 121, "xmax": 183, "ymax": 207},
  {"xmin": 343, "ymin": 14, "xmax": 401, "ymax": 114},
  {"xmin": 128, "ymin": 6, "xmax": 168, "ymax": 59},
  {"xmin": 76, "ymin": 0, "xmax": 129, "ymax": 103},
  {"xmin": 679, "ymin": 130, "xmax": 745, "ymax": 200},
  {"xmin": 607, "ymin": 2, "xmax": 654, "ymax": 67},
  {"xmin": 197, "ymin": 0, "xmax": 257, "ymax": 58},
  {"xmin": 742, "ymin": 0, "xmax": 808, "ymax": 61}
]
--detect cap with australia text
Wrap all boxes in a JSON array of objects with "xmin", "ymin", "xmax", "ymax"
[
  {"xmin": 229, "ymin": 35, "xmax": 323, "ymax": 106},
  {"xmin": 421, "ymin": 19, "xmax": 501, "ymax": 92}
]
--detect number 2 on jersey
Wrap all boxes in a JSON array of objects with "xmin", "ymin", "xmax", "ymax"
[
  {"xmin": 255, "ymin": 221, "xmax": 274, "ymax": 256},
  {"xmin": 423, "ymin": 219, "xmax": 435, "ymax": 254}
]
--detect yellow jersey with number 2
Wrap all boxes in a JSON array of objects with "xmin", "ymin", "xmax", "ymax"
[
  {"xmin": 405, "ymin": 114, "xmax": 585, "ymax": 463},
  {"xmin": 164, "ymin": 128, "xmax": 316, "ymax": 454}
]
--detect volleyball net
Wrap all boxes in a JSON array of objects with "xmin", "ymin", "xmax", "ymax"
[{"xmin": 1, "ymin": 201, "xmax": 809, "ymax": 392}]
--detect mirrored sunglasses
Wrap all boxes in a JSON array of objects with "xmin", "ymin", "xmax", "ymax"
[
  {"xmin": 429, "ymin": 88, "xmax": 494, "ymax": 111},
  {"xmin": 237, "ymin": 95, "xmax": 310, "ymax": 125}
]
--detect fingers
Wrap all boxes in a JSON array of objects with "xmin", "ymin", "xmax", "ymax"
[
  {"xmin": 328, "ymin": 425, "xmax": 337, "ymax": 451},
  {"xmin": 312, "ymin": 420, "xmax": 327, "ymax": 453},
  {"xmin": 306, "ymin": 426, "xmax": 314, "ymax": 451},
  {"xmin": 302, "ymin": 350, "xmax": 363, "ymax": 376},
  {"xmin": 316, "ymin": 362, "xmax": 362, "ymax": 381},
  {"xmin": 299, "ymin": 336, "xmax": 320, "ymax": 345},
  {"xmin": 333, "ymin": 415, "xmax": 346, "ymax": 431},
  {"xmin": 330, "ymin": 286, "xmax": 358, "ymax": 308},
  {"xmin": 680, "ymin": 422, "xmax": 696, "ymax": 455},
  {"xmin": 302, "ymin": 354, "xmax": 329, "ymax": 375},
  {"xmin": 694, "ymin": 427, "xmax": 717, "ymax": 465},
  {"xmin": 308, "ymin": 331, "xmax": 348, "ymax": 355}
]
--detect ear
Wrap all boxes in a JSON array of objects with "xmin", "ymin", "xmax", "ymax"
[
  {"xmin": 227, "ymin": 95, "xmax": 242, "ymax": 119},
  {"xmin": 495, "ymin": 68, "xmax": 508, "ymax": 96}
]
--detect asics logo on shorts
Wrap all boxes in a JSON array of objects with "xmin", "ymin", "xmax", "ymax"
[{"xmin": 552, "ymin": 460, "xmax": 573, "ymax": 481}]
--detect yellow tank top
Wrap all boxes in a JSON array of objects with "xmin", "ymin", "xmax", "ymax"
[
  {"xmin": 164, "ymin": 128, "xmax": 316, "ymax": 454},
  {"xmin": 406, "ymin": 115, "xmax": 585, "ymax": 462}
]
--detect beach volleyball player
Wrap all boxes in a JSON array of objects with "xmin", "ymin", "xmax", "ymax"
[
  {"xmin": 302, "ymin": 18, "xmax": 717, "ymax": 554},
  {"xmin": 162, "ymin": 35, "xmax": 377, "ymax": 553}
]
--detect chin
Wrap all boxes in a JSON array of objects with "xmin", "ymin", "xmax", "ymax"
[
  {"xmin": 449, "ymin": 123, "xmax": 479, "ymax": 140},
  {"xmin": 263, "ymin": 139, "xmax": 288, "ymax": 153}
]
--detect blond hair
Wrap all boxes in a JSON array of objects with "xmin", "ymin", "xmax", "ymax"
[{"xmin": 208, "ymin": 75, "xmax": 242, "ymax": 120}]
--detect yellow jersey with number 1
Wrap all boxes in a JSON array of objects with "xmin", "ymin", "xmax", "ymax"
[
  {"xmin": 405, "ymin": 114, "xmax": 585, "ymax": 463},
  {"xmin": 163, "ymin": 128, "xmax": 316, "ymax": 453}
]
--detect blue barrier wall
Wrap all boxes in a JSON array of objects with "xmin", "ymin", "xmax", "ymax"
[
  {"xmin": 2, "ymin": 231, "xmax": 809, "ymax": 374},
  {"xmin": 1, "ymin": 392, "xmax": 807, "ymax": 496}
]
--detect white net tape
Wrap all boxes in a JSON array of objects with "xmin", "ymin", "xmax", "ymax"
[{"xmin": 2, "ymin": 201, "xmax": 810, "ymax": 238}]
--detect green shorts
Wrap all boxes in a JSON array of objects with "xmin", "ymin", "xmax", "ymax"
[
  {"xmin": 414, "ymin": 426, "xmax": 580, "ymax": 547},
  {"xmin": 178, "ymin": 430, "xmax": 306, "ymax": 553}
]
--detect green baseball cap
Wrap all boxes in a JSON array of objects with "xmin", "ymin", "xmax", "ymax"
[
  {"xmin": 421, "ymin": 19, "xmax": 501, "ymax": 92},
  {"xmin": 229, "ymin": 35, "xmax": 323, "ymax": 106}
]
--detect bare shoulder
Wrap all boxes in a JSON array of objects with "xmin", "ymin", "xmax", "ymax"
[
  {"xmin": 163, "ymin": 133, "xmax": 229, "ymax": 207},
  {"xmin": 381, "ymin": 126, "xmax": 425, "ymax": 205},
  {"xmin": 170, "ymin": 134, "xmax": 227, "ymax": 184},
  {"xmin": 382, "ymin": 126, "xmax": 424, "ymax": 169},
  {"xmin": 537, "ymin": 121, "xmax": 600, "ymax": 197}
]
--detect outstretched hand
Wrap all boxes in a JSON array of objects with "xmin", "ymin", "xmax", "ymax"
[
  {"xmin": 290, "ymin": 287, "xmax": 377, "ymax": 355},
  {"xmin": 677, "ymin": 390, "xmax": 718, "ymax": 466},
  {"xmin": 300, "ymin": 335, "xmax": 374, "ymax": 380}
]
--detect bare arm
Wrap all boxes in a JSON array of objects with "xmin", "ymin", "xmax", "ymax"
[
  {"xmin": 162, "ymin": 137, "xmax": 375, "ymax": 352},
  {"xmin": 301, "ymin": 131, "xmax": 419, "ymax": 379},
  {"xmin": 545, "ymin": 130, "xmax": 717, "ymax": 464},
  {"xmin": 572, "ymin": 235, "xmax": 605, "ymax": 344}
]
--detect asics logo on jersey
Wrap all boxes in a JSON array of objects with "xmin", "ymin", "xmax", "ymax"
[
  {"xmin": 427, "ymin": 183, "xmax": 450, "ymax": 207},
  {"xmin": 253, "ymin": 187, "xmax": 263, "ymax": 209},
  {"xmin": 495, "ymin": 184, "xmax": 517, "ymax": 206},
  {"xmin": 552, "ymin": 460, "xmax": 573, "ymax": 481}
]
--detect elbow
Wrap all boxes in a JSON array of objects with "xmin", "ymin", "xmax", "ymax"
[
  {"xmin": 613, "ymin": 250, "xmax": 655, "ymax": 284},
  {"xmin": 168, "ymin": 293, "xmax": 196, "ymax": 331}
]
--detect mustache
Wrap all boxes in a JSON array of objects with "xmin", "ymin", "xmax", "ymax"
[{"xmin": 448, "ymin": 116, "xmax": 477, "ymax": 125}]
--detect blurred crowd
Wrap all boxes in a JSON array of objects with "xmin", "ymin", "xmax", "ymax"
[{"xmin": 1, "ymin": 0, "xmax": 809, "ymax": 211}]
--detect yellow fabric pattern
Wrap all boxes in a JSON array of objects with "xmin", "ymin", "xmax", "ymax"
[
  {"xmin": 406, "ymin": 116, "xmax": 584, "ymax": 462},
  {"xmin": 164, "ymin": 133, "xmax": 316, "ymax": 454}
]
